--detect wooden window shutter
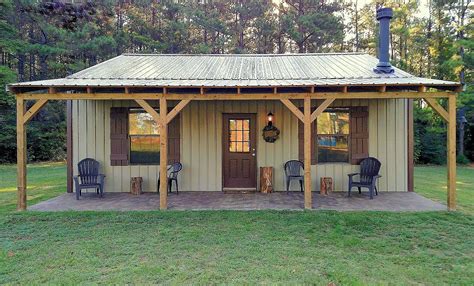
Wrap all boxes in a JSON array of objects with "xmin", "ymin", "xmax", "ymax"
[
  {"xmin": 350, "ymin": 106, "xmax": 369, "ymax": 165},
  {"xmin": 167, "ymin": 114, "xmax": 180, "ymax": 165},
  {"xmin": 110, "ymin": 107, "xmax": 129, "ymax": 166},
  {"xmin": 298, "ymin": 119, "xmax": 316, "ymax": 164}
]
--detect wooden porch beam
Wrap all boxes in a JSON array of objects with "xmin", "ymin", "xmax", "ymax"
[
  {"xmin": 424, "ymin": 98, "xmax": 449, "ymax": 122},
  {"xmin": 17, "ymin": 98, "xmax": 27, "ymax": 211},
  {"xmin": 280, "ymin": 99, "xmax": 304, "ymax": 122},
  {"xmin": 135, "ymin": 99, "xmax": 161, "ymax": 124},
  {"xmin": 166, "ymin": 99, "xmax": 191, "ymax": 124},
  {"xmin": 159, "ymin": 98, "xmax": 168, "ymax": 210},
  {"xmin": 23, "ymin": 99, "xmax": 48, "ymax": 124},
  {"xmin": 16, "ymin": 91, "xmax": 455, "ymax": 101},
  {"xmin": 303, "ymin": 97, "xmax": 312, "ymax": 209},
  {"xmin": 310, "ymin": 98, "xmax": 335, "ymax": 122},
  {"xmin": 447, "ymin": 95, "xmax": 456, "ymax": 211}
]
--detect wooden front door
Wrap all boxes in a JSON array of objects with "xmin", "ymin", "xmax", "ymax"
[{"xmin": 223, "ymin": 114, "xmax": 257, "ymax": 191}]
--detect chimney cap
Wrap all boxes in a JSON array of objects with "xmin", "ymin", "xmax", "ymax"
[{"xmin": 376, "ymin": 7, "xmax": 393, "ymax": 20}]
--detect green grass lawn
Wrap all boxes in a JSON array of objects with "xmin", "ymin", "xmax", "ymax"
[{"xmin": 0, "ymin": 163, "xmax": 473, "ymax": 284}]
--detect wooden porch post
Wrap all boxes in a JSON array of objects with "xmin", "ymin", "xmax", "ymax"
[
  {"xmin": 303, "ymin": 97, "xmax": 312, "ymax": 209},
  {"xmin": 17, "ymin": 97, "xmax": 27, "ymax": 211},
  {"xmin": 159, "ymin": 98, "xmax": 168, "ymax": 210},
  {"xmin": 447, "ymin": 95, "xmax": 456, "ymax": 211}
]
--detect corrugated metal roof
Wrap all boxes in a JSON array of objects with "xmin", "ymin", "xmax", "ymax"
[{"xmin": 9, "ymin": 53, "xmax": 459, "ymax": 88}]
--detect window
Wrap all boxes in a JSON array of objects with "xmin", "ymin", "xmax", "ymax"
[
  {"xmin": 317, "ymin": 108, "xmax": 350, "ymax": 163},
  {"xmin": 229, "ymin": 119, "xmax": 250, "ymax": 152},
  {"xmin": 129, "ymin": 109, "xmax": 160, "ymax": 164}
]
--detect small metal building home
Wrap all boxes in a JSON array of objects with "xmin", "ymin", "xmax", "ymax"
[{"xmin": 8, "ymin": 9, "xmax": 461, "ymax": 211}]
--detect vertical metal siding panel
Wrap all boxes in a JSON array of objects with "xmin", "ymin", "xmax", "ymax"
[
  {"xmin": 207, "ymin": 101, "xmax": 217, "ymax": 192},
  {"xmin": 395, "ymin": 99, "xmax": 407, "ymax": 191},
  {"xmin": 199, "ymin": 101, "xmax": 208, "ymax": 191},
  {"xmin": 72, "ymin": 101, "xmax": 79, "ymax": 193},
  {"xmin": 139, "ymin": 165, "xmax": 149, "ymax": 191},
  {"xmin": 266, "ymin": 101, "xmax": 276, "ymax": 179},
  {"xmin": 78, "ymin": 101, "xmax": 87, "ymax": 169},
  {"xmin": 95, "ymin": 101, "xmax": 106, "ymax": 186},
  {"xmin": 86, "ymin": 100, "xmax": 96, "ymax": 159},
  {"xmin": 273, "ymin": 101, "xmax": 284, "ymax": 191},
  {"xmin": 215, "ymin": 101, "xmax": 224, "ymax": 191},
  {"xmin": 368, "ymin": 99, "xmax": 379, "ymax": 190},
  {"xmin": 257, "ymin": 101, "xmax": 267, "ymax": 185},
  {"xmin": 281, "ymin": 101, "xmax": 292, "ymax": 191},
  {"xmin": 190, "ymin": 102, "xmax": 200, "ymax": 190},
  {"xmin": 181, "ymin": 103, "xmax": 192, "ymax": 192},
  {"xmin": 103, "ymin": 101, "xmax": 113, "ymax": 192},
  {"xmin": 386, "ymin": 99, "xmax": 397, "ymax": 191},
  {"xmin": 377, "ymin": 99, "xmax": 388, "ymax": 191}
]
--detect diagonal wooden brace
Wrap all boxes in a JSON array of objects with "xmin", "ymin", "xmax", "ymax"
[
  {"xmin": 23, "ymin": 99, "xmax": 48, "ymax": 124},
  {"xmin": 310, "ymin": 98, "xmax": 335, "ymax": 122},
  {"xmin": 424, "ymin": 98, "xmax": 449, "ymax": 122},
  {"xmin": 280, "ymin": 99, "xmax": 304, "ymax": 122}
]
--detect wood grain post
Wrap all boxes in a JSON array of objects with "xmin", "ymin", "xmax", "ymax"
[
  {"xmin": 447, "ymin": 95, "xmax": 457, "ymax": 211},
  {"xmin": 303, "ymin": 97, "xmax": 312, "ymax": 209},
  {"xmin": 17, "ymin": 98, "xmax": 27, "ymax": 211},
  {"xmin": 159, "ymin": 98, "xmax": 168, "ymax": 210}
]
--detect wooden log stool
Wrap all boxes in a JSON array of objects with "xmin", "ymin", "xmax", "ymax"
[
  {"xmin": 130, "ymin": 177, "xmax": 143, "ymax": 195},
  {"xmin": 320, "ymin": 177, "xmax": 333, "ymax": 195},
  {"xmin": 260, "ymin": 167, "xmax": 273, "ymax": 193}
]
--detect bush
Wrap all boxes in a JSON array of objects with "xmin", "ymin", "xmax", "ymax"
[{"xmin": 457, "ymin": 154, "xmax": 470, "ymax": 165}]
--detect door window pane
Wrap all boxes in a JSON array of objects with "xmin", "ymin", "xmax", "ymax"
[{"xmin": 229, "ymin": 119, "xmax": 250, "ymax": 152}]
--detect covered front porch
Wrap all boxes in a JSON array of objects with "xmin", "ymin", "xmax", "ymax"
[
  {"xmin": 29, "ymin": 191, "xmax": 445, "ymax": 212},
  {"xmin": 9, "ymin": 53, "xmax": 461, "ymax": 211}
]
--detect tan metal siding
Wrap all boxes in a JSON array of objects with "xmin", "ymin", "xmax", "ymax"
[{"xmin": 73, "ymin": 99, "xmax": 408, "ymax": 193}]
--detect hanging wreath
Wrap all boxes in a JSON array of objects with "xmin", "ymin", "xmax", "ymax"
[{"xmin": 262, "ymin": 125, "xmax": 280, "ymax": 143}]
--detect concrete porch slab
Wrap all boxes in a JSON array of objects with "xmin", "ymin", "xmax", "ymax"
[{"xmin": 28, "ymin": 191, "xmax": 446, "ymax": 212}]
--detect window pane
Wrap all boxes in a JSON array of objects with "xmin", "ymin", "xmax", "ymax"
[
  {"xmin": 228, "ymin": 119, "xmax": 251, "ymax": 153},
  {"xmin": 229, "ymin": 120, "xmax": 236, "ymax": 130},
  {"xmin": 130, "ymin": 136, "xmax": 160, "ymax": 164},
  {"xmin": 317, "ymin": 111, "xmax": 349, "ymax": 135},
  {"xmin": 242, "ymin": 119, "xmax": 250, "ymax": 130},
  {"xmin": 237, "ymin": 120, "xmax": 243, "ymax": 130},
  {"xmin": 230, "ymin": 131, "xmax": 237, "ymax": 142},
  {"xmin": 237, "ymin": 142, "xmax": 243, "ymax": 152},
  {"xmin": 243, "ymin": 142, "xmax": 250, "ymax": 152},
  {"xmin": 317, "ymin": 135, "xmax": 349, "ymax": 163},
  {"xmin": 129, "ymin": 110, "xmax": 159, "ymax": 135},
  {"xmin": 230, "ymin": 142, "xmax": 237, "ymax": 152},
  {"xmin": 237, "ymin": 130, "xmax": 243, "ymax": 141}
]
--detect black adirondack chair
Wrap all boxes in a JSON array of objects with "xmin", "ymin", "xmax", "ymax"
[
  {"xmin": 348, "ymin": 157, "xmax": 381, "ymax": 199},
  {"xmin": 284, "ymin": 160, "xmax": 304, "ymax": 193},
  {"xmin": 157, "ymin": 162, "xmax": 182, "ymax": 194},
  {"xmin": 74, "ymin": 158, "xmax": 105, "ymax": 200}
]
